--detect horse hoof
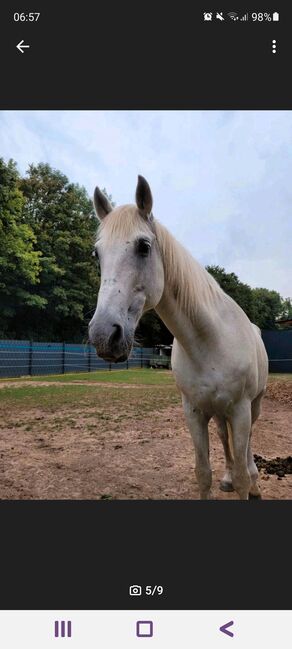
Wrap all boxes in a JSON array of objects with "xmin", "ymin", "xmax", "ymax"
[
  {"xmin": 248, "ymin": 492, "xmax": 262, "ymax": 500},
  {"xmin": 220, "ymin": 480, "xmax": 234, "ymax": 492}
]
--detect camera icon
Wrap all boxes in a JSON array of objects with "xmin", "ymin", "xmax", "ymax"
[{"xmin": 129, "ymin": 584, "xmax": 142, "ymax": 596}]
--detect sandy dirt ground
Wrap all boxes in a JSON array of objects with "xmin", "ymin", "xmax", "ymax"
[{"xmin": 0, "ymin": 378, "xmax": 291, "ymax": 499}]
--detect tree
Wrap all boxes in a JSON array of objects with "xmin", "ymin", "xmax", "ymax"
[
  {"xmin": 0, "ymin": 158, "xmax": 43, "ymax": 337},
  {"xmin": 278, "ymin": 297, "xmax": 292, "ymax": 320},
  {"xmin": 252, "ymin": 288, "xmax": 283, "ymax": 329},
  {"xmin": 17, "ymin": 163, "xmax": 100, "ymax": 341},
  {"xmin": 136, "ymin": 310, "xmax": 173, "ymax": 347},
  {"xmin": 206, "ymin": 265, "xmax": 254, "ymax": 321},
  {"xmin": 1, "ymin": 159, "xmax": 288, "ymax": 343}
]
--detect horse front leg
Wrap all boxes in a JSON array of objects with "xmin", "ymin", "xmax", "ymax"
[
  {"xmin": 228, "ymin": 400, "xmax": 252, "ymax": 500},
  {"xmin": 182, "ymin": 394, "xmax": 211, "ymax": 500},
  {"xmin": 214, "ymin": 416, "xmax": 234, "ymax": 492}
]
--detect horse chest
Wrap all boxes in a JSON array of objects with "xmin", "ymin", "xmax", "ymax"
[
  {"xmin": 189, "ymin": 383, "xmax": 231, "ymax": 412},
  {"xmin": 172, "ymin": 364, "xmax": 239, "ymax": 415},
  {"xmin": 171, "ymin": 337, "xmax": 247, "ymax": 414}
]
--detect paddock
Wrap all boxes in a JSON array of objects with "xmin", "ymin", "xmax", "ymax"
[{"xmin": 0, "ymin": 369, "xmax": 291, "ymax": 500}]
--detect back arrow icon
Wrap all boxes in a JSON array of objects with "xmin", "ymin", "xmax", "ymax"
[
  {"xmin": 219, "ymin": 620, "xmax": 234, "ymax": 637},
  {"xmin": 17, "ymin": 40, "xmax": 30, "ymax": 53}
]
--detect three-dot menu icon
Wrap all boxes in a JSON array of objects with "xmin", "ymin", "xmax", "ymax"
[{"xmin": 272, "ymin": 40, "xmax": 277, "ymax": 54}]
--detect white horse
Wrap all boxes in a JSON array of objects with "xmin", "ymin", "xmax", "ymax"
[{"xmin": 89, "ymin": 176, "xmax": 268, "ymax": 500}]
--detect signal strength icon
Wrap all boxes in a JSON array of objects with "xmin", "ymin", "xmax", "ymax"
[
  {"xmin": 228, "ymin": 12, "xmax": 238, "ymax": 20},
  {"xmin": 240, "ymin": 13, "xmax": 248, "ymax": 21}
]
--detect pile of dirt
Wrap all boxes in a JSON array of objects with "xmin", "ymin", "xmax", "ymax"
[
  {"xmin": 254, "ymin": 454, "xmax": 292, "ymax": 478},
  {"xmin": 266, "ymin": 381, "xmax": 292, "ymax": 405}
]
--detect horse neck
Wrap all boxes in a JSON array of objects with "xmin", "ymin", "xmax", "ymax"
[
  {"xmin": 155, "ymin": 288, "xmax": 213, "ymax": 353},
  {"xmin": 154, "ymin": 230, "xmax": 220, "ymax": 351}
]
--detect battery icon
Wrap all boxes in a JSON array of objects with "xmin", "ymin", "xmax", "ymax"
[{"xmin": 272, "ymin": 12, "xmax": 279, "ymax": 21}]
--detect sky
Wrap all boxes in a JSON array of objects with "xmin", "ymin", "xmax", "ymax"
[{"xmin": 0, "ymin": 110, "xmax": 291, "ymax": 297}]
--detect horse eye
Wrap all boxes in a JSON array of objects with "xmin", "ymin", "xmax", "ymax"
[
  {"xmin": 92, "ymin": 248, "xmax": 99, "ymax": 259},
  {"xmin": 137, "ymin": 239, "xmax": 151, "ymax": 256}
]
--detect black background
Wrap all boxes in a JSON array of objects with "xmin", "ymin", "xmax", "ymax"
[
  {"xmin": 1, "ymin": 501, "xmax": 291, "ymax": 609},
  {"xmin": 0, "ymin": 0, "xmax": 291, "ymax": 611}
]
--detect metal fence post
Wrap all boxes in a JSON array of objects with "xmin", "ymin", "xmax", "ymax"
[
  {"xmin": 62, "ymin": 342, "xmax": 65, "ymax": 374},
  {"xmin": 109, "ymin": 362, "xmax": 112, "ymax": 371},
  {"xmin": 140, "ymin": 347, "xmax": 143, "ymax": 368},
  {"xmin": 29, "ymin": 340, "xmax": 33, "ymax": 376},
  {"xmin": 88, "ymin": 344, "xmax": 91, "ymax": 373}
]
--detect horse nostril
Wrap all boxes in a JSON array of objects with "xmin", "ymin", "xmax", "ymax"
[{"xmin": 110, "ymin": 323, "xmax": 123, "ymax": 345}]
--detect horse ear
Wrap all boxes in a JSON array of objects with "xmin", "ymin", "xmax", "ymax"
[
  {"xmin": 135, "ymin": 175, "xmax": 153, "ymax": 219},
  {"xmin": 93, "ymin": 186, "xmax": 112, "ymax": 220}
]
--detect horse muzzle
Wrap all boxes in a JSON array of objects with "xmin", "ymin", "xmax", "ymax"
[{"xmin": 88, "ymin": 319, "xmax": 132, "ymax": 362}]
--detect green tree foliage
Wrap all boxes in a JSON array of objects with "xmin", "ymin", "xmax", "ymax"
[
  {"xmin": 136, "ymin": 310, "xmax": 173, "ymax": 347},
  {"xmin": 206, "ymin": 265, "xmax": 286, "ymax": 330},
  {"xmin": 278, "ymin": 297, "xmax": 292, "ymax": 320},
  {"xmin": 0, "ymin": 159, "xmax": 290, "ymax": 343},
  {"xmin": 206, "ymin": 265, "xmax": 255, "ymax": 321},
  {"xmin": 0, "ymin": 158, "xmax": 43, "ymax": 337},
  {"xmin": 252, "ymin": 288, "xmax": 283, "ymax": 330},
  {"xmin": 17, "ymin": 163, "xmax": 100, "ymax": 341}
]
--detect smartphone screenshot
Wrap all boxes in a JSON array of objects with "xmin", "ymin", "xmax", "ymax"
[{"xmin": 0, "ymin": 1, "xmax": 291, "ymax": 646}]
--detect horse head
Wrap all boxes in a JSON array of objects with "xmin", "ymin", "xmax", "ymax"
[{"xmin": 88, "ymin": 176, "xmax": 164, "ymax": 362}]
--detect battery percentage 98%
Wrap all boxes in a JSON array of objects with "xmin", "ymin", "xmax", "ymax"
[{"xmin": 251, "ymin": 12, "xmax": 272, "ymax": 21}]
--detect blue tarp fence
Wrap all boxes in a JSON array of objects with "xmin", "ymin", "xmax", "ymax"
[
  {"xmin": 0, "ymin": 331, "xmax": 291, "ymax": 378},
  {"xmin": 261, "ymin": 330, "xmax": 292, "ymax": 373},
  {"xmin": 0, "ymin": 341, "xmax": 155, "ymax": 378}
]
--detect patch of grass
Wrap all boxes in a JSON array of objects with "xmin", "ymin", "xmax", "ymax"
[
  {"xmin": 0, "ymin": 384, "xmax": 102, "ymax": 409},
  {"xmin": 0, "ymin": 368, "xmax": 174, "ymax": 386},
  {"xmin": 2, "ymin": 369, "xmax": 291, "ymax": 387},
  {"xmin": 268, "ymin": 373, "xmax": 292, "ymax": 381},
  {"xmin": 0, "ymin": 381, "xmax": 179, "ymax": 416}
]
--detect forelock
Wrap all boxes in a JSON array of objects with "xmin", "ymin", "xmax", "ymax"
[{"xmin": 97, "ymin": 205, "xmax": 153, "ymax": 243}]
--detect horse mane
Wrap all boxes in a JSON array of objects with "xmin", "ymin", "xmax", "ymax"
[
  {"xmin": 97, "ymin": 205, "xmax": 223, "ymax": 320},
  {"xmin": 154, "ymin": 220, "xmax": 223, "ymax": 319}
]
